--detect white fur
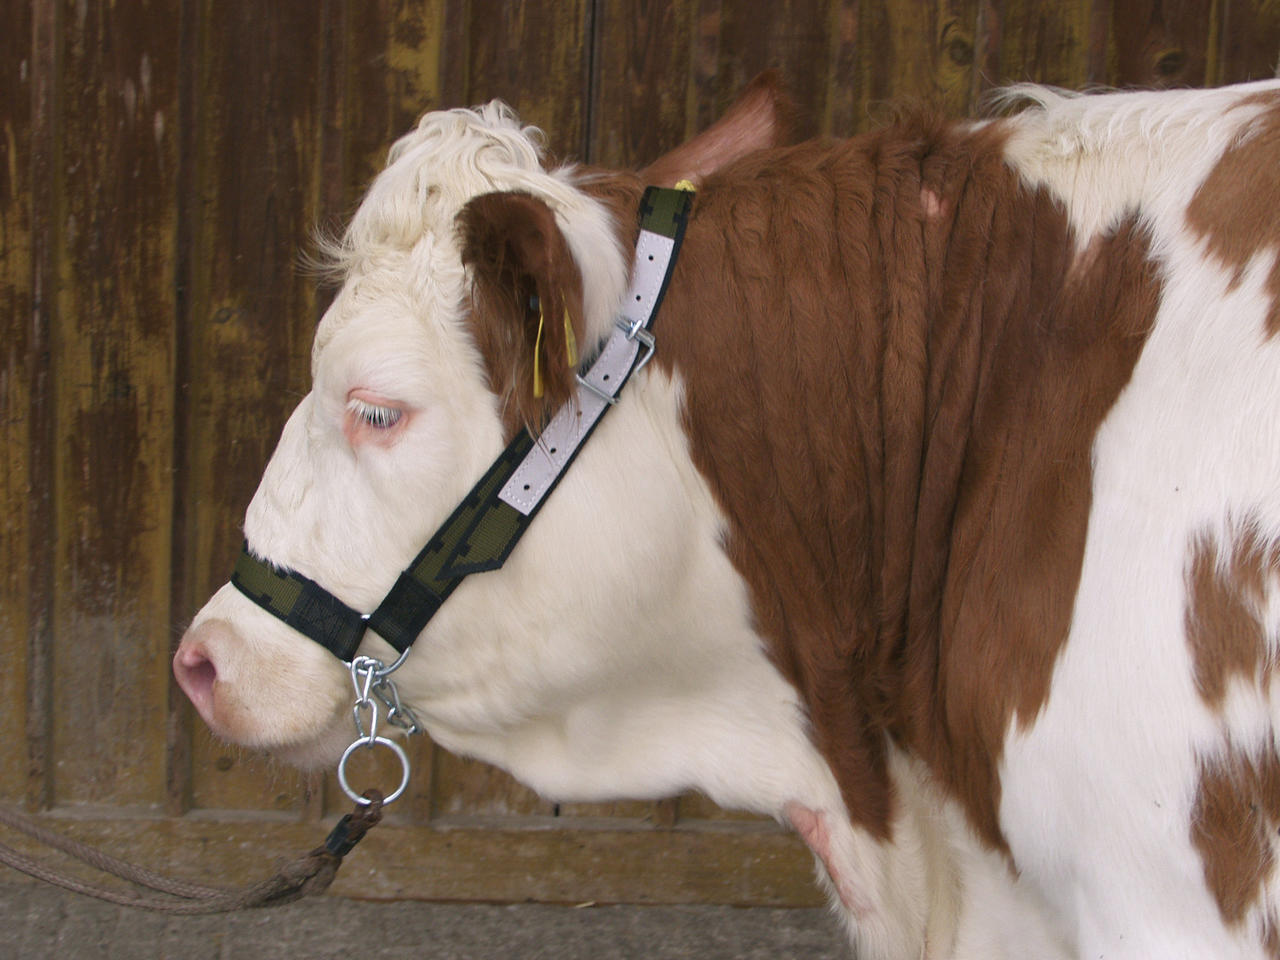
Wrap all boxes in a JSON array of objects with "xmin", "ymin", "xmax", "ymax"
[
  {"xmin": 179, "ymin": 86, "xmax": 1280, "ymax": 958},
  {"xmin": 1000, "ymin": 81, "xmax": 1280, "ymax": 958},
  {"xmin": 1000, "ymin": 81, "xmax": 1280, "ymax": 248}
]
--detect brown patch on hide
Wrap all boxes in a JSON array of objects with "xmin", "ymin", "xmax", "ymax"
[
  {"xmin": 1186, "ymin": 526, "xmax": 1280, "ymax": 708},
  {"xmin": 1191, "ymin": 742, "xmax": 1280, "ymax": 933},
  {"xmin": 1186, "ymin": 93, "xmax": 1280, "ymax": 339},
  {"xmin": 650, "ymin": 112, "xmax": 1158, "ymax": 849},
  {"xmin": 458, "ymin": 191, "xmax": 587, "ymax": 436},
  {"xmin": 641, "ymin": 71, "xmax": 796, "ymax": 188},
  {"xmin": 925, "ymin": 196, "xmax": 1160, "ymax": 851}
]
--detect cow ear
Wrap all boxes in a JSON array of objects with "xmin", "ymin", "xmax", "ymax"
[
  {"xmin": 457, "ymin": 191, "xmax": 586, "ymax": 433},
  {"xmin": 640, "ymin": 70, "xmax": 797, "ymax": 187}
]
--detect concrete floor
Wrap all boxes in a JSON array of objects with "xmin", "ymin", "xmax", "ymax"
[{"xmin": 0, "ymin": 876, "xmax": 851, "ymax": 959}]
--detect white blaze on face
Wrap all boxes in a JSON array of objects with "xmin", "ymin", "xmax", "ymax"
[
  {"xmin": 174, "ymin": 269, "xmax": 505, "ymax": 761},
  {"xmin": 172, "ymin": 101, "xmax": 622, "ymax": 765}
]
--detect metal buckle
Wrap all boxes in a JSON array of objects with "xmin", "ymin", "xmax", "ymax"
[
  {"xmin": 576, "ymin": 373, "xmax": 618, "ymax": 406},
  {"xmin": 630, "ymin": 327, "xmax": 656, "ymax": 372},
  {"xmin": 618, "ymin": 318, "xmax": 656, "ymax": 373},
  {"xmin": 574, "ymin": 320, "xmax": 657, "ymax": 406}
]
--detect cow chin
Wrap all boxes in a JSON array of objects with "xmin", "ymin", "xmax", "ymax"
[
  {"xmin": 261, "ymin": 717, "xmax": 357, "ymax": 771},
  {"xmin": 174, "ymin": 584, "xmax": 354, "ymax": 770}
]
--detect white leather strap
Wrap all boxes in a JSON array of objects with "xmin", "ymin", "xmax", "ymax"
[{"xmin": 498, "ymin": 230, "xmax": 676, "ymax": 515}]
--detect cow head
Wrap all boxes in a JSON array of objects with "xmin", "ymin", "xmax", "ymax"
[{"xmin": 173, "ymin": 78, "xmax": 792, "ymax": 777}]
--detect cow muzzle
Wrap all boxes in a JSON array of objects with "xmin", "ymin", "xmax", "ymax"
[
  {"xmin": 172, "ymin": 621, "xmax": 222, "ymax": 725},
  {"xmin": 172, "ymin": 586, "xmax": 357, "ymax": 767}
]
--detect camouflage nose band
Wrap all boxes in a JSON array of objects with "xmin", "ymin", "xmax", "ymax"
[
  {"xmin": 232, "ymin": 430, "xmax": 538, "ymax": 661},
  {"xmin": 230, "ymin": 186, "xmax": 694, "ymax": 663},
  {"xmin": 231, "ymin": 549, "xmax": 367, "ymax": 661}
]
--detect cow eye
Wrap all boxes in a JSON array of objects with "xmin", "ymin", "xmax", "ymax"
[{"xmin": 347, "ymin": 396, "xmax": 403, "ymax": 430}]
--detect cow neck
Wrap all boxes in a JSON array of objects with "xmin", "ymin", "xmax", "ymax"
[{"xmin": 229, "ymin": 186, "xmax": 696, "ymax": 664}]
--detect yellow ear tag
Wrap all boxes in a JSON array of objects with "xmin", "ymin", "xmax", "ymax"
[
  {"xmin": 532, "ymin": 303, "xmax": 546, "ymax": 398},
  {"xmin": 674, "ymin": 178, "xmax": 697, "ymax": 192},
  {"xmin": 563, "ymin": 306, "xmax": 578, "ymax": 367}
]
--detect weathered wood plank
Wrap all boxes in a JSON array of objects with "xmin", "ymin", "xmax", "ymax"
[
  {"xmin": 937, "ymin": 0, "xmax": 983, "ymax": 114},
  {"xmin": 442, "ymin": 0, "xmax": 593, "ymax": 160},
  {"xmin": 690, "ymin": 0, "xmax": 725, "ymax": 133},
  {"xmin": 712, "ymin": 0, "xmax": 834, "ymax": 140},
  {"xmin": 1, "ymin": 0, "xmax": 35, "ymax": 808},
  {"xmin": 430, "ymin": 751, "xmax": 555, "ymax": 818},
  {"xmin": 3, "ymin": 814, "xmax": 822, "ymax": 907},
  {"xmin": 856, "ymin": 0, "xmax": 979, "ymax": 125},
  {"xmin": 589, "ymin": 0, "xmax": 697, "ymax": 166},
  {"xmin": 972, "ymin": 0, "xmax": 1093, "ymax": 100},
  {"xmin": 342, "ymin": 0, "xmax": 448, "ymax": 197},
  {"xmin": 165, "ymin": 0, "xmax": 203, "ymax": 820},
  {"xmin": 50, "ymin": 0, "xmax": 180, "ymax": 808},
  {"xmin": 23, "ymin": 0, "xmax": 59, "ymax": 816},
  {"xmin": 676, "ymin": 792, "xmax": 772, "ymax": 823},
  {"xmin": 180, "ymin": 0, "xmax": 328, "ymax": 812},
  {"xmin": 825, "ymin": 0, "xmax": 869, "ymax": 136},
  {"xmin": 1087, "ymin": 0, "xmax": 1115, "ymax": 85},
  {"xmin": 1215, "ymin": 0, "xmax": 1280, "ymax": 84},
  {"xmin": 1111, "ymin": 0, "xmax": 1214, "ymax": 87}
]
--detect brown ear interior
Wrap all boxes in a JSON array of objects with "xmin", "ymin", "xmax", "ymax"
[{"xmin": 458, "ymin": 192, "xmax": 587, "ymax": 435}]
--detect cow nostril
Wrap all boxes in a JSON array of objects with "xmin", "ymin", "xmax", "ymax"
[{"xmin": 173, "ymin": 644, "xmax": 218, "ymax": 709}]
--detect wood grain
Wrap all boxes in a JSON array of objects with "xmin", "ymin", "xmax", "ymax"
[
  {"xmin": 1112, "ymin": 0, "xmax": 1215, "ymax": 87},
  {"xmin": 443, "ymin": 0, "xmax": 593, "ymax": 160},
  {"xmin": 22, "ymin": 0, "xmax": 59, "ymax": 816},
  {"xmin": 179, "ymin": 0, "xmax": 327, "ymax": 812},
  {"xmin": 825, "ymin": 0, "xmax": 869, "ymax": 136},
  {"xmin": 1215, "ymin": 0, "xmax": 1280, "ymax": 84},
  {"xmin": 430, "ymin": 751, "xmax": 555, "ymax": 818},
  {"xmin": 1, "ymin": 0, "xmax": 35, "ymax": 808},
  {"xmin": 49, "ymin": 0, "xmax": 180, "ymax": 808},
  {"xmin": 973, "ymin": 0, "xmax": 1093, "ymax": 100},
  {"xmin": 714, "ymin": 0, "xmax": 834, "ymax": 140},
  {"xmin": 589, "ymin": 0, "xmax": 697, "ymax": 166},
  {"xmin": 340, "ymin": 0, "xmax": 449, "ymax": 216}
]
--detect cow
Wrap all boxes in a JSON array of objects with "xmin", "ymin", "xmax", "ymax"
[{"xmin": 173, "ymin": 77, "xmax": 1280, "ymax": 959}]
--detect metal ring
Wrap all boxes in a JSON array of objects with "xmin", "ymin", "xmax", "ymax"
[{"xmin": 336, "ymin": 736, "xmax": 410, "ymax": 806}]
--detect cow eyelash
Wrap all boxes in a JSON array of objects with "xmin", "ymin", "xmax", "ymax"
[{"xmin": 347, "ymin": 397, "xmax": 403, "ymax": 430}]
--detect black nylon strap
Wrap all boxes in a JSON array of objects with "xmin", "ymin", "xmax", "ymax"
[
  {"xmin": 229, "ymin": 186, "xmax": 695, "ymax": 662},
  {"xmin": 364, "ymin": 431, "xmax": 536, "ymax": 651},
  {"xmin": 638, "ymin": 184, "xmax": 694, "ymax": 241},
  {"xmin": 231, "ymin": 431, "xmax": 537, "ymax": 658},
  {"xmin": 231, "ymin": 548, "xmax": 368, "ymax": 661}
]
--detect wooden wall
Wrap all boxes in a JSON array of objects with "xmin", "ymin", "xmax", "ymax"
[{"xmin": 2, "ymin": 0, "xmax": 1278, "ymax": 905}]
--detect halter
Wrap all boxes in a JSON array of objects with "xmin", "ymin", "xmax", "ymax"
[{"xmin": 229, "ymin": 186, "xmax": 694, "ymax": 665}]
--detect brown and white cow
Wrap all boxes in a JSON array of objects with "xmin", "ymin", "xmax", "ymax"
[{"xmin": 173, "ymin": 79, "xmax": 1280, "ymax": 958}]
